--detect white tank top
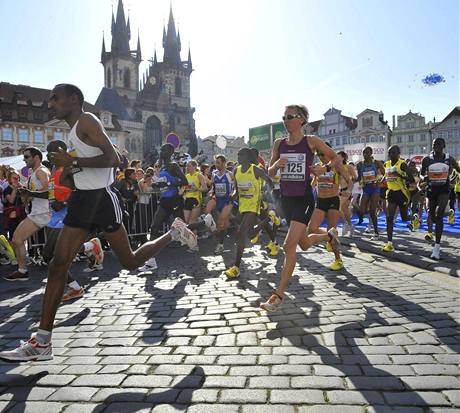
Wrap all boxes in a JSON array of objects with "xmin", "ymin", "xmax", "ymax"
[
  {"xmin": 28, "ymin": 166, "xmax": 50, "ymax": 216},
  {"xmin": 68, "ymin": 120, "xmax": 114, "ymax": 190}
]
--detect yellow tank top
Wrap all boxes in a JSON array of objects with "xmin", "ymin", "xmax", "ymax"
[
  {"xmin": 235, "ymin": 164, "xmax": 261, "ymax": 213},
  {"xmin": 454, "ymin": 171, "xmax": 460, "ymax": 193},
  {"xmin": 384, "ymin": 159, "xmax": 407, "ymax": 192},
  {"xmin": 317, "ymin": 163, "xmax": 340, "ymax": 191},
  {"xmin": 185, "ymin": 172, "xmax": 202, "ymax": 202}
]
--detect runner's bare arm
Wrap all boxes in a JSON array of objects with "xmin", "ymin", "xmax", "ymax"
[
  {"xmin": 49, "ymin": 113, "xmax": 120, "ymax": 169},
  {"xmin": 450, "ymin": 156, "xmax": 460, "ymax": 173},
  {"xmin": 59, "ymin": 166, "xmax": 76, "ymax": 190},
  {"xmin": 268, "ymin": 139, "xmax": 284, "ymax": 177},
  {"xmin": 254, "ymin": 165, "xmax": 274, "ymax": 188},
  {"xmin": 22, "ymin": 169, "xmax": 49, "ymax": 199},
  {"xmin": 199, "ymin": 174, "xmax": 208, "ymax": 192},
  {"xmin": 376, "ymin": 160, "xmax": 385, "ymax": 176}
]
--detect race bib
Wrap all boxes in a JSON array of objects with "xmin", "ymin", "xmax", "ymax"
[
  {"xmin": 428, "ymin": 163, "xmax": 449, "ymax": 185},
  {"xmin": 385, "ymin": 167, "xmax": 398, "ymax": 182},
  {"xmin": 318, "ymin": 172, "xmax": 335, "ymax": 189},
  {"xmin": 362, "ymin": 170, "xmax": 376, "ymax": 184},
  {"xmin": 215, "ymin": 183, "xmax": 227, "ymax": 197},
  {"xmin": 280, "ymin": 153, "xmax": 306, "ymax": 181}
]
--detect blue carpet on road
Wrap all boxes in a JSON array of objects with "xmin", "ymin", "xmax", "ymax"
[{"xmin": 349, "ymin": 210, "xmax": 460, "ymax": 235}]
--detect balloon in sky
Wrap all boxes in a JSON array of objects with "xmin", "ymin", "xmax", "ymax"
[{"xmin": 421, "ymin": 73, "xmax": 446, "ymax": 86}]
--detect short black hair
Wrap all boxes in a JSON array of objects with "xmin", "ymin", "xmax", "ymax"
[
  {"xmin": 54, "ymin": 84, "xmax": 84, "ymax": 106},
  {"xmin": 46, "ymin": 139, "xmax": 67, "ymax": 153},
  {"xmin": 23, "ymin": 146, "xmax": 43, "ymax": 161}
]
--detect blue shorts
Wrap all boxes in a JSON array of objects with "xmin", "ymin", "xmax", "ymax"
[
  {"xmin": 362, "ymin": 185, "xmax": 380, "ymax": 197},
  {"xmin": 216, "ymin": 197, "xmax": 232, "ymax": 212}
]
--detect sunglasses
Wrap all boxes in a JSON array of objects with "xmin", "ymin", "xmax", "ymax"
[{"xmin": 282, "ymin": 114, "xmax": 303, "ymax": 121}]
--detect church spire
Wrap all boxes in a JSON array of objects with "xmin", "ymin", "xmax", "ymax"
[
  {"xmin": 111, "ymin": 0, "xmax": 130, "ymax": 55},
  {"xmin": 136, "ymin": 29, "xmax": 142, "ymax": 61},
  {"xmin": 187, "ymin": 45, "xmax": 192, "ymax": 72},
  {"xmin": 101, "ymin": 31, "xmax": 106, "ymax": 62},
  {"xmin": 163, "ymin": 4, "xmax": 182, "ymax": 66}
]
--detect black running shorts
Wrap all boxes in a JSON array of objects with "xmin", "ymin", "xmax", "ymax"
[
  {"xmin": 386, "ymin": 189, "xmax": 409, "ymax": 209},
  {"xmin": 316, "ymin": 196, "xmax": 340, "ymax": 212},
  {"xmin": 64, "ymin": 186, "xmax": 124, "ymax": 233},
  {"xmin": 281, "ymin": 189, "xmax": 315, "ymax": 226},
  {"xmin": 184, "ymin": 197, "xmax": 200, "ymax": 211}
]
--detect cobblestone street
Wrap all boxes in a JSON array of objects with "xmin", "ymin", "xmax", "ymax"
[{"xmin": 0, "ymin": 235, "xmax": 459, "ymax": 412}]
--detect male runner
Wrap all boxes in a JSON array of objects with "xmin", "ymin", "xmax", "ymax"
[
  {"xmin": 420, "ymin": 138, "xmax": 460, "ymax": 259},
  {"xmin": 3, "ymin": 147, "xmax": 50, "ymax": 281},
  {"xmin": 0, "ymin": 84, "xmax": 197, "ymax": 361}
]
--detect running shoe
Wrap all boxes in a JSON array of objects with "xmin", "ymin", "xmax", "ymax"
[
  {"xmin": 413, "ymin": 216, "xmax": 421, "ymax": 231},
  {"xmin": 224, "ymin": 266, "xmax": 240, "ymax": 278},
  {"xmin": 267, "ymin": 241, "xmax": 279, "ymax": 257},
  {"xmin": 250, "ymin": 232, "xmax": 260, "ymax": 245},
  {"xmin": 268, "ymin": 210, "xmax": 281, "ymax": 226},
  {"xmin": 448, "ymin": 209, "xmax": 455, "ymax": 225},
  {"xmin": 260, "ymin": 293, "xmax": 283, "ymax": 312},
  {"xmin": 341, "ymin": 223, "xmax": 349, "ymax": 237},
  {"xmin": 325, "ymin": 241, "xmax": 334, "ymax": 253},
  {"xmin": 88, "ymin": 238, "xmax": 104, "ymax": 266},
  {"xmin": 425, "ymin": 232, "xmax": 434, "ymax": 242},
  {"xmin": 430, "ymin": 244, "xmax": 441, "ymax": 260},
  {"xmin": 0, "ymin": 335, "xmax": 52, "ymax": 361},
  {"xmin": 62, "ymin": 287, "xmax": 85, "ymax": 302},
  {"xmin": 138, "ymin": 257, "xmax": 158, "ymax": 272},
  {"xmin": 382, "ymin": 242, "xmax": 394, "ymax": 252},
  {"xmin": 187, "ymin": 245, "xmax": 199, "ymax": 253},
  {"xmin": 214, "ymin": 243, "xmax": 224, "ymax": 254},
  {"xmin": 0, "ymin": 257, "xmax": 11, "ymax": 265},
  {"xmin": 0, "ymin": 235, "xmax": 16, "ymax": 261},
  {"xmin": 3, "ymin": 270, "xmax": 29, "ymax": 282},
  {"xmin": 330, "ymin": 259, "xmax": 344, "ymax": 271},
  {"xmin": 170, "ymin": 218, "xmax": 198, "ymax": 249},
  {"xmin": 203, "ymin": 213, "xmax": 217, "ymax": 232}
]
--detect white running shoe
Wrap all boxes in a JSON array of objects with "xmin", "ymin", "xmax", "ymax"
[
  {"xmin": 170, "ymin": 218, "xmax": 198, "ymax": 249},
  {"xmin": 430, "ymin": 244, "xmax": 441, "ymax": 260},
  {"xmin": 0, "ymin": 335, "xmax": 52, "ymax": 361},
  {"xmin": 214, "ymin": 243, "xmax": 224, "ymax": 254},
  {"xmin": 260, "ymin": 293, "xmax": 283, "ymax": 312},
  {"xmin": 341, "ymin": 223, "xmax": 349, "ymax": 237},
  {"xmin": 83, "ymin": 263, "xmax": 103, "ymax": 273},
  {"xmin": 203, "ymin": 213, "xmax": 217, "ymax": 232},
  {"xmin": 138, "ymin": 257, "xmax": 158, "ymax": 272}
]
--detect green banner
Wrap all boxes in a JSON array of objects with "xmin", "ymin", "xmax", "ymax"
[
  {"xmin": 249, "ymin": 125, "xmax": 271, "ymax": 150},
  {"xmin": 271, "ymin": 122, "xmax": 287, "ymax": 141}
]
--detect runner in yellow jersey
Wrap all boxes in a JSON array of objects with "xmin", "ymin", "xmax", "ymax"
[
  {"xmin": 382, "ymin": 145, "xmax": 414, "ymax": 252},
  {"xmin": 224, "ymin": 148, "xmax": 273, "ymax": 278}
]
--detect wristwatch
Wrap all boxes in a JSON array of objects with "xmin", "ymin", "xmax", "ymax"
[{"xmin": 72, "ymin": 159, "xmax": 80, "ymax": 168}]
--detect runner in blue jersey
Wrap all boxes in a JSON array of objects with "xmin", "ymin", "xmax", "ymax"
[
  {"xmin": 356, "ymin": 146, "xmax": 385, "ymax": 239},
  {"xmin": 203, "ymin": 155, "xmax": 233, "ymax": 254}
]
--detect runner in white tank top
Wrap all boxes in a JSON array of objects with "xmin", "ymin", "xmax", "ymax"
[
  {"xmin": 0, "ymin": 84, "xmax": 198, "ymax": 362},
  {"xmin": 3, "ymin": 147, "xmax": 51, "ymax": 282}
]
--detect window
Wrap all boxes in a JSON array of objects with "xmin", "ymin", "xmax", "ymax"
[
  {"xmin": 408, "ymin": 147, "xmax": 414, "ymax": 155},
  {"xmin": 342, "ymin": 137, "xmax": 348, "ymax": 145},
  {"xmin": 107, "ymin": 68, "xmax": 112, "ymax": 88},
  {"xmin": 34, "ymin": 112, "xmax": 43, "ymax": 122},
  {"xmin": 448, "ymin": 130, "xmax": 454, "ymax": 139},
  {"xmin": 397, "ymin": 136, "xmax": 402, "ymax": 143},
  {"xmin": 34, "ymin": 130, "xmax": 44, "ymax": 143},
  {"xmin": 175, "ymin": 77, "xmax": 182, "ymax": 97},
  {"xmin": 124, "ymin": 69, "xmax": 131, "ymax": 88},
  {"xmin": 2, "ymin": 110, "xmax": 12, "ymax": 121},
  {"xmin": 371, "ymin": 136, "xmax": 376, "ymax": 142},
  {"xmin": 329, "ymin": 129, "xmax": 332, "ymax": 135},
  {"xmin": 420, "ymin": 133, "xmax": 426, "ymax": 141},
  {"xmin": 408, "ymin": 135, "xmax": 414, "ymax": 142},
  {"xmin": 53, "ymin": 131, "xmax": 63, "ymax": 140},
  {"xmin": 110, "ymin": 135, "xmax": 118, "ymax": 145},
  {"xmin": 365, "ymin": 136, "xmax": 370, "ymax": 143},
  {"xmin": 18, "ymin": 129, "xmax": 29, "ymax": 142},
  {"xmin": 333, "ymin": 129, "xmax": 336, "ymax": 134},
  {"xmin": 335, "ymin": 137, "xmax": 340, "ymax": 146},
  {"xmin": 379, "ymin": 136, "xmax": 385, "ymax": 142},
  {"xmin": 2, "ymin": 127, "xmax": 13, "ymax": 141},
  {"xmin": 18, "ymin": 111, "xmax": 27, "ymax": 120}
]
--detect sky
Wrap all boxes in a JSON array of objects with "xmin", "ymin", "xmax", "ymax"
[{"xmin": 0, "ymin": 0, "xmax": 458, "ymax": 140}]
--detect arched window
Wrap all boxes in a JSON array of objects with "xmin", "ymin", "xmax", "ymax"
[
  {"xmin": 145, "ymin": 115, "xmax": 162, "ymax": 150},
  {"xmin": 124, "ymin": 69, "xmax": 131, "ymax": 89},
  {"xmin": 175, "ymin": 76, "xmax": 182, "ymax": 97},
  {"xmin": 107, "ymin": 68, "xmax": 111, "ymax": 88}
]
